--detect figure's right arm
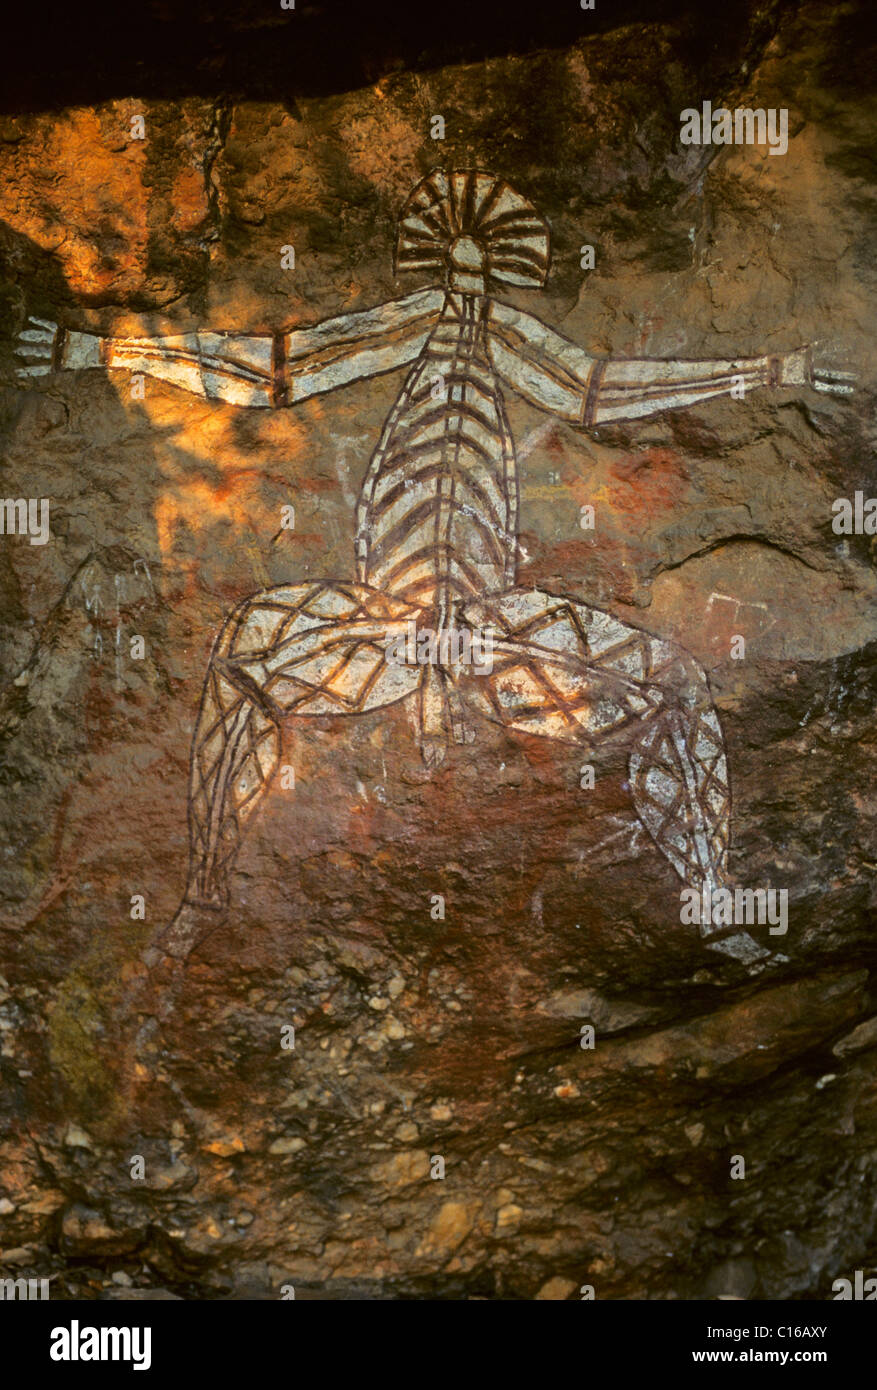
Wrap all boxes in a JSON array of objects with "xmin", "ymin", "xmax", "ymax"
[
  {"xmin": 15, "ymin": 316, "xmax": 277, "ymax": 406},
  {"xmin": 14, "ymin": 289, "xmax": 443, "ymax": 408}
]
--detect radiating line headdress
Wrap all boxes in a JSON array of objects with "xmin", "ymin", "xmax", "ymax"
[{"xmin": 395, "ymin": 168, "xmax": 551, "ymax": 290}]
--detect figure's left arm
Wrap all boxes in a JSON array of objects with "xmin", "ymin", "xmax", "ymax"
[{"xmin": 486, "ymin": 301, "xmax": 854, "ymax": 428}]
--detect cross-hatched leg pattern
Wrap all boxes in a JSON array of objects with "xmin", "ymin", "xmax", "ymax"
[
  {"xmin": 162, "ymin": 578, "xmax": 737, "ymax": 960},
  {"xmin": 182, "ymin": 580, "xmax": 423, "ymax": 913},
  {"xmin": 458, "ymin": 586, "xmax": 730, "ymax": 897},
  {"xmin": 187, "ymin": 663, "xmax": 280, "ymax": 909},
  {"xmin": 629, "ymin": 693, "xmax": 730, "ymax": 899}
]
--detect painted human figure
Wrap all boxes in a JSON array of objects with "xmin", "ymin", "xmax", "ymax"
[{"xmin": 16, "ymin": 169, "xmax": 853, "ymax": 967}]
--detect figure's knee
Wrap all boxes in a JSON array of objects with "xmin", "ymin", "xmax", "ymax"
[
  {"xmin": 221, "ymin": 586, "xmax": 306, "ymax": 661},
  {"xmin": 217, "ymin": 580, "xmax": 417, "ymax": 664},
  {"xmin": 194, "ymin": 590, "xmax": 289, "ymax": 719}
]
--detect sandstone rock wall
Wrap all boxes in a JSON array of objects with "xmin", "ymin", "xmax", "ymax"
[{"xmin": 0, "ymin": 0, "xmax": 874, "ymax": 1298}]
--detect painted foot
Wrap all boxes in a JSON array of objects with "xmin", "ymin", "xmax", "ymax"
[
  {"xmin": 143, "ymin": 898, "xmax": 226, "ymax": 968},
  {"xmin": 420, "ymin": 738, "xmax": 447, "ymax": 770},
  {"xmin": 704, "ymin": 929, "xmax": 789, "ymax": 973},
  {"xmin": 692, "ymin": 875, "xmax": 789, "ymax": 973}
]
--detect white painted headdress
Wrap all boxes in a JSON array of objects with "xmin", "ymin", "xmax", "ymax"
[{"xmin": 395, "ymin": 168, "xmax": 550, "ymax": 291}]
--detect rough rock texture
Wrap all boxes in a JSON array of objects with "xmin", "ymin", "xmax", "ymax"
[{"xmin": 0, "ymin": 1, "xmax": 875, "ymax": 1299}]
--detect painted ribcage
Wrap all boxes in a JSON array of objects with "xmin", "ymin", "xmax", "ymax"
[{"xmin": 356, "ymin": 295, "xmax": 517, "ymax": 611}]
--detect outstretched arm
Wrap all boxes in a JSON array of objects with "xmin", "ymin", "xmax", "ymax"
[
  {"xmin": 486, "ymin": 301, "xmax": 854, "ymax": 427},
  {"xmin": 15, "ymin": 289, "xmax": 444, "ymax": 407}
]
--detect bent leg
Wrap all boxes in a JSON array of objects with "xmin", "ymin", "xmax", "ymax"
[
  {"xmin": 627, "ymin": 645, "xmax": 730, "ymax": 895},
  {"xmin": 460, "ymin": 587, "xmax": 728, "ymax": 888},
  {"xmin": 457, "ymin": 587, "xmax": 769, "ymax": 965},
  {"xmin": 153, "ymin": 581, "xmax": 422, "ymax": 960},
  {"xmin": 623, "ymin": 646, "xmax": 774, "ymax": 964},
  {"xmin": 186, "ymin": 646, "xmax": 282, "ymax": 912},
  {"xmin": 152, "ymin": 597, "xmax": 284, "ymax": 959}
]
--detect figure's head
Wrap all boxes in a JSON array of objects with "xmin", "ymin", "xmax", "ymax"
[{"xmin": 395, "ymin": 169, "xmax": 550, "ymax": 294}]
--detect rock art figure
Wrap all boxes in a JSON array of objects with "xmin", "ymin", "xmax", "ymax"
[{"xmin": 16, "ymin": 169, "xmax": 853, "ymax": 966}]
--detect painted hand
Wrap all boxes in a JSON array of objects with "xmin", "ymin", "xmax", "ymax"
[
  {"xmin": 810, "ymin": 361, "xmax": 856, "ymax": 395},
  {"xmin": 15, "ymin": 316, "xmax": 58, "ymax": 381}
]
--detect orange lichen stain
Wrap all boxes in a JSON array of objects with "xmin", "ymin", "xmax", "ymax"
[
  {"xmin": 9, "ymin": 107, "xmax": 149, "ymax": 299},
  {"xmin": 170, "ymin": 163, "xmax": 210, "ymax": 234},
  {"xmin": 554, "ymin": 1081, "xmax": 581, "ymax": 1099},
  {"xmin": 204, "ymin": 1137, "xmax": 246, "ymax": 1156}
]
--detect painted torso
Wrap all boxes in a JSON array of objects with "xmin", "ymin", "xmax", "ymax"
[{"xmin": 356, "ymin": 292, "xmax": 517, "ymax": 620}]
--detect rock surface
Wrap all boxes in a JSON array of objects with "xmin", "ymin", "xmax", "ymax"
[{"xmin": 0, "ymin": 0, "xmax": 875, "ymax": 1299}]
